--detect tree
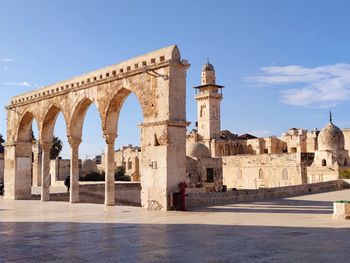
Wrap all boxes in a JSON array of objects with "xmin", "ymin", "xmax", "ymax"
[
  {"xmin": 50, "ymin": 136, "xmax": 63, "ymax": 159},
  {"xmin": 115, "ymin": 166, "xmax": 131, "ymax": 181},
  {"xmin": 0, "ymin": 134, "xmax": 4, "ymax": 154}
]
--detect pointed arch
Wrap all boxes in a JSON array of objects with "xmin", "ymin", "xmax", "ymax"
[
  {"xmin": 70, "ymin": 98, "xmax": 102, "ymax": 139},
  {"xmin": 17, "ymin": 111, "xmax": 38, "ymax": 142},
  {"xmin": 103, "ymin": 87, "xmax": 145, "ymax": 136},
  {"xmin": 41, "ymin": 104, "xmax": 69, "ymax": 143}
]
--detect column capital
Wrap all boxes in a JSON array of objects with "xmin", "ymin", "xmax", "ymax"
[
  {"xmin": 40, "ymin": 141, "xmax": 52, "ymax": 151},
  {"xmin": 104, "ymin": 133, "xmax": 117, "ymax": 145},
  {"xmin": 68, "ymin": 137, "xmax": 82, "ymax": 148}
]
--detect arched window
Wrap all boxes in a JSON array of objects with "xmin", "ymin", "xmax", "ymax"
[
  {"xmin": 322, "ymin": 159, "xmax": 327, "ymax": 166},
  {"xmin": 247, "ymin": 144, "xmax": 253, "ymax": 154},
  {"xmin": 282, "ymin": 169, "xmax": 288, "ymax": 180},
  {"xmin": 258, "ymin": 169, "xmax": 264, "ymax": 179},
  {"xmin": 200, "ymin": 105, "xmax": 206, "ymax": 118},
  {"xmin": 237, "ymin": 169, "xmax": 243, "ymax": 180},
  {"xmin": 219, "ymin": 145, "xmax": 224, "ymax": 156},
  {"xmin": 225, "ymin": 144, "xmax": 231, "ymax": 156},
  {"xmin": 127, "ymin": 158, "xmax": 132, "ymax": 170},
  {"xmin": 238, "ymin": 145, "xmax": 244, "ymax": 154}
]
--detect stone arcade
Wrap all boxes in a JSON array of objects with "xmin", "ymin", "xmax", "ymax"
[{"xmin": 4, "ymin": 45, "xmax": 189, "ymax": 210}]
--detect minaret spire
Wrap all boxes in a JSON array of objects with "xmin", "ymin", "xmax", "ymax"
[{"xmin": 329, "ymin": 110, "xmax": 333, "ymax": 123}]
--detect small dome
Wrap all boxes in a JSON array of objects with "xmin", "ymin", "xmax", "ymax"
[
  {"xmin": 202, "ymin": 63, "xmax": 215, "ymax": 72},
  {"xmin": 318, "ymin": 122, "xmax": 345, "ymax": 151},
  {"xmin": 186, "ymin": 142, "xmax": 211, "ymax": 159}
]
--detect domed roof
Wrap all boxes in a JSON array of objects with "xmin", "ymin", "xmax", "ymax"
[
  {"xmin": 318, "ymin": 121, "xmax": 345, "ymax": 151},
  {"xmin": 186, "ymin": 142, "xmax": 211, "ymax": 159},
  {"xmin": 202, "ymin": 62, "xmax": 215, "ymax": 72}
]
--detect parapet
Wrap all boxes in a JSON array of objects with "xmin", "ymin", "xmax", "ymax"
[{"xmin": 9, "ymin": 45, "xmax": 181, "ymax": 107}]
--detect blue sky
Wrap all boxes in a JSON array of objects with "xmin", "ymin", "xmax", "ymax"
[{"xmin": 1, "ymin": 0, "xmax": 350, "ymax": 158}]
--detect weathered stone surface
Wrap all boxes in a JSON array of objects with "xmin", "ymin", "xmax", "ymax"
[{"xmin": 4, "ymin": 45, "xmax": 190, "ymax": 210}]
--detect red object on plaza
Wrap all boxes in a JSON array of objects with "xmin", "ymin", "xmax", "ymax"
[{"xmin": 179, "ymin": 182, "xmax": 187, "ymax": 211}]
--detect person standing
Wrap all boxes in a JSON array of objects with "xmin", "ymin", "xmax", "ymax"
[{"xmin": 64, "ymin": 176, "xmax": 70, "ymax": 193}]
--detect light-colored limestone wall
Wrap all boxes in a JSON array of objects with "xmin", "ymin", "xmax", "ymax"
[
  {"xmin": 195, "ymin": 86, "xmax": 222, "ymax": 141},
  {"xmin": 306, "ymin": 130, "xmax": 319, "ymax": 152},
  {"xmin": 343, "ymin": 129, "xmax": 350, "ymax": 152},
  {"xmin": 281, "ymin": 129, "xmax": 307, "ymax": 153},
  {"xmin": 5, "ymin": 45, "xmax": 189, "ymax": 210},
  {"xmin": 79, "ymin": 182, "xmax": 141, "ymax": 205},
  {"xmin": 187, "ymin": 180, "xmax": 344, "ymax": 208},
  {"xmin": 186, "ymin": 156, "xmax": 222, "ymax": 192},
  {"xmin": 223, "ymin": 153, "xmax": 303, "ymax": 189},
  {"xmin": 306, "ymin": 166, "xmax": 339, "ymax": 183}
]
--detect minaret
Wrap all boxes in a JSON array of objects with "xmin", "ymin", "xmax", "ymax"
[{"xmin": 194, "ymin": 59, "xmax": 224, "ymax": 142}]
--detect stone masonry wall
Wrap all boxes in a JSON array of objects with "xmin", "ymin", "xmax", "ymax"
[
  {"xmin": 223, "ymin": 153, "xmax": 303, "ymax": 189},
  {"xmin": 187, "ymin": 179, "xmax": 346, "ymax": 208}
]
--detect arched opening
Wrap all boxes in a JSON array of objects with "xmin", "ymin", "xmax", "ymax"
[
  {"xmin": 258, "ymin": 168, "xmax": 264, "ymax": 179},
  {"xmin": 322, "ymin": 159, "xmax": 327, "ymax": 166},
  {"xmin": 247, "ymin": 144, "xmax": 253, "ymax": 154},
  {"xmin": 219, "ymin": 145, "xmax": 224, "ymax": 156},
  {"xmin": 109, "ymin": 91, "xmax": 143, "ymax": 182},
  {"xmin": 68, "ymin": 98, "xmax": 104, "ymax": 203},
  {"xmin": 16, "ymin": 112, "xmax": 39, "ymax": 199},
  {"xmin": 79, "ymin": 102, "xmax": 104, "ymax": 183},
  {"xmin": 345, "ymin": 159, "xmax": 348, "ymax": 166},
  {"xmin": 39, "ymin": 105, "xmax": 69, "ymax": 201},
  {"xmin": 225, "ymin": 144, "xmax": 230, "ymax": 156},
  {"xmin": 238, "ymin": 145, "xmax": 244, "ymax": 154},
  {"xmin": 50, "ymin": 112, "xmax": 69, "ymax": 188},
  {"xmin": 127, "ymin": 158, "xmax": 132, "ymax": 171}
]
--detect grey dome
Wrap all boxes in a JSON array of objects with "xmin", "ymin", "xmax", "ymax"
[
  {"xmin": 186, "ymin": 142, "xmax": 211, "ymax": 159},
  {"xmin": 318, "ymin": 122, "xmax": 345, "ymax": 151},
  {"xmin": 202, "ymin": 63, "xmax": 215, "ymax": 72}
]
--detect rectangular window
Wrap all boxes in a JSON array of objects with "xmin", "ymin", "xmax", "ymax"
[{"xmin": 206, "ymin": 168, "xmax": 214, "ymax": 183}]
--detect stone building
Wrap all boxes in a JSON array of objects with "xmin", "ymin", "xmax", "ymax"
[
  {"xmin": 188, "ymin": 62, "xmax": 350, "ymax": 190},
  {"xmin": 186, "ymin": 142, "xmax": 222, "ymax": 192},
  {"xmin": 4, "ymin": 45, "xmax": 350, "ymax": 209},
  {"xmin": 101, "ymin": 145, "xmax": 141, "ymax": 181},
  {"xmin": 99, "ymin": 61, "xmax": 350, "ymax": 192}
]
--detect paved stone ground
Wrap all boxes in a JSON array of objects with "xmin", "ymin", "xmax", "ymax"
[{"xmin": 1, "ymin": 190, "xmax": 350, "ymax": 263}]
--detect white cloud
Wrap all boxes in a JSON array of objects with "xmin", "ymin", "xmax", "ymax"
[
  {"xmin": 3, "ymin": 81, "xmax": 32, "ymax": 87},
  {"xmin": 1, "ymin": 58, "xmax": 14, "ymax": 63},
  {"xmin": 244, "ymin": 63, "xmax": 350, "ymax": 108}
]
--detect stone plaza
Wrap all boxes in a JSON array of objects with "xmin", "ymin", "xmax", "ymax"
[
  {"xmin": 2, "ymin": 45, "xmax": 350, "ymax": 262},
  {"xmin": 1, "ymin": 189, "xmax": 350, "ymax": 262}
]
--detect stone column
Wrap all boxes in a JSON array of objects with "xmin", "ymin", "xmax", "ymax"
[
  {"xmin": 68, "ymin": 138, "xmax": 81, "ymax": 203},
  {"xmin": 104, "ymin": 134, "xmax": 116, "ymax": 206},
  {"xmin": 41, "ymin": 142, "xmax": 51, "ymax": 201},
  {"xmin": 32, "ymin": 142, "xmax": 42, "ymax": 186}
]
